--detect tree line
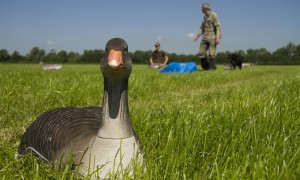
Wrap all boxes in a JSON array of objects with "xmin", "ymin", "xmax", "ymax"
[{"xmin": 1, "ymin": 42, "xmax": 300, "ymax": 65}]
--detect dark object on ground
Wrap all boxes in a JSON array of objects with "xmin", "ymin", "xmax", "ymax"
[
  {"xmin": 228, "ymin": 53, "xmax": 243, "ymax": 69},
  {"xmin": 200, "ymin": 59, "xmax": 216, "ymax": 70},
  {"xmin": 201, "ymin": 59, "xmax": 209, "ymax": 70}
]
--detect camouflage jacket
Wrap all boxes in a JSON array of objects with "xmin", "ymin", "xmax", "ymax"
[{"xmin": 197, "ymin": 11, "xmax": 222, "ymax": 41}]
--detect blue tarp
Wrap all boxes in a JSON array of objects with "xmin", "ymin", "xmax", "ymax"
[{"xmin": 160, "ymin": 62, "xmax": 197, "ymax": 74}]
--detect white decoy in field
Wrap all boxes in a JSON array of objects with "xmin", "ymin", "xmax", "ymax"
[{"xmin": 18, "ymin": 38, "xmax": 143, "ymax": 178}]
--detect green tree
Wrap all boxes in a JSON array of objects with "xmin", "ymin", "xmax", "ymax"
[
  {"xmin": 11, "ymin": 51, "xmax": 23, "ymax": 63},
  {"xmin": 245, "ymin": 48, "xmax": 271, "ymax": 65},
  {"xmin": 168, "ymin": 53, "xmax": 177, "ymax": 63},
  {"xmin": 295, "ymin": 44, "xmax": 300, "ymax": 64},
  {"xmin": 81, "ymin": 49, "xmax": 103, "ymax": 63},
  {"xmin": 43, "ymin": 49, "xmax": 57, "ymax": 63},
  {"xmin": 56, "ymin": 50, "xmax": 68, "ymax": 63},
  {"xmin": 273, "ymin": 48, "xmax": 288, "ymax": 65},
  {"xmin": 68, "ymin": 51, "xmax": 81, "ymax": 63},
  {"xmin": 295, "ymin": 44, "xmax": 300, "ymax": 58},
  {"xmin": 132, "ymin": 50, "xmax": 151, "ymax": 64},
  {"xmin": 216, "ymin": 51, "xmax": 230, "ymax": 64},
  {"xmin": 0, "ymin": 49, "xmax": 10, "ymax": 62},
  {"xmin": 256, "ymin": 48, "xmax": 271, "ymax": 65},
  {"xmin": 271, "ymin": 43, "xmax": 300, "ymax": 65},
  {"xmin": 27, "ymin": 47, "xmax": 45, "ymax": 63},
  {"xmin": 285, "ymin": 42, "xmax": 296, "ymax": 58}
]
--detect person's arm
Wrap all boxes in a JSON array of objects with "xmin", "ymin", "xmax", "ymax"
[
  {"xmin": 150, "ymin": 57, "xmax": 154, "ymax": 65},
  {"xmin": 150, "ymin": 52, "xmax": 155, "ymax": 65},
  {"xmin": 215, "ymin": 28, "xmax": 221, "ymax": 44},
  {"xmin": 162, "ymin": 56, "xmax": 169, "ymax": 66},
  {"xmin": 212, "ymin": 12, "xmax": 222, "ymax": 44},
  {"xmin": 215, "ymin": 24, "xmax": 221, "ymax": 44},
  {"xmin": 194, "ymin": 21, "xmax": 204, "ymax": 42},
  {"xmin": 194, "ymin": 27, "xmax": 203, "ymax": 41}
]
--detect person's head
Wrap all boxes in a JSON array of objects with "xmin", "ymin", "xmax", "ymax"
[
  {"xmin": 202, "ymin": 3, "xmax": 211, "ymax": 14},
  {"xmin": 155, "ymin": 42, "xmax": 160, "ymax": 50}
]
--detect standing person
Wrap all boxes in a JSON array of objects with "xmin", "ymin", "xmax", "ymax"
[
  {"xmin": 194, "ymin": 3, "xmax": 222, "ymax": 70},
  {"xmin": 149, "ymin": 42, "xmax": 169, "ymax": 68}
]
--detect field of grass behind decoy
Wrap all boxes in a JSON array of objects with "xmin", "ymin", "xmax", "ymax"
[{"xmin": 0, "ymin": 64, "xmax": 299, "ymax": 179}]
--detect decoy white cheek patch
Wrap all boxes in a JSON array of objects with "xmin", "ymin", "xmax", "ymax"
[
  {"xmin": 108, "ymin": 49, "xmax": 123, "ymax": 68},
  {"xmin": 109, "ymin": 59, "xmax": 119, "ymax": 67}
]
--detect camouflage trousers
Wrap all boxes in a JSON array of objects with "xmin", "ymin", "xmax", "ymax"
[
  {"xmin": 198, "ymin": 39, "xmax": 217, "ymax": 59},
  {"xmin": 198, "ymin": 39, "xmax": 217, "ymax": 70}
]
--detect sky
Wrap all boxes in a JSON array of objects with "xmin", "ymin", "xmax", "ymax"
[{"xmin": 1, "ymin": 0, "xmax": 300, "ymax": 55}]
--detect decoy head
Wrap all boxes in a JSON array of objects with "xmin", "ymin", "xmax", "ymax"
[{"xmin": 100, "ymin": 38, "xmax": 132, "ymax": 79}]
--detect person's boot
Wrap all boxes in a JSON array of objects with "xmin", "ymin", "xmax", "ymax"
[
  {"xmin": 209, "ymin": 59, "xmax": 216, "ymax": 70},
  {"xmin": 201, "ymin": 58, "xmax": 209, "ymax": 70}
]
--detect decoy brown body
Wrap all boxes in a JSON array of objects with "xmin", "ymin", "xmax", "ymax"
[{"xmin": 18, "ymin": 38, "xmax": 143, "ymax": 178}]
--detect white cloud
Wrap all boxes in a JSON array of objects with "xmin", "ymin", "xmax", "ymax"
[
  {"xmin": 46, "ymin": 41, "xmax": 56, "ymax": 45},
  {"xmin": 156, "ymin": 36, "xmax": 163, "ymax": 41},
  {"xmin": 187, "ymin": 32, "xmax": 195, "ymax": 39}
]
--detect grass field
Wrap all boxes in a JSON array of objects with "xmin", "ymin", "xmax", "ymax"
[{"xmin": 0, "ymin": 64, "xmax": 299, "ymax": 179}]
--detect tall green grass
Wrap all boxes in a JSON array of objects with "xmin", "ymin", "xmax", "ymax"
[{"xmin": 0, "ymin": 64, "xmax": 299, "ymax": 179}]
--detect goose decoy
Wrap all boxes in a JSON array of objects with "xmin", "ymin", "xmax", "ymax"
[{"xmin": 18, "ymin": 38, "xmax": 143, "ymax": 178}]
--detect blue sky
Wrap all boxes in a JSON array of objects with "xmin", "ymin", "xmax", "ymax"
[{"xmin": 1, "ymin": 0, "xmax": 300, "ymax": 55}]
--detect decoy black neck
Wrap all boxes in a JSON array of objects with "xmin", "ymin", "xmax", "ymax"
[{"xmin": 97, "ymin": 75, "xmax": 135, "ymax": 139}]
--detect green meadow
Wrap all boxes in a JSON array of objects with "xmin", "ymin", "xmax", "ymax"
[{"xmin": 0, "ymin": 64, "xmax": 299, "ymax": 179}]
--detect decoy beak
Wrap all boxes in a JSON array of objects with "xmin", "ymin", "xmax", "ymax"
[{"xmin": 108, "ymin": 49, "xmax": 124, "ymax": 69}]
